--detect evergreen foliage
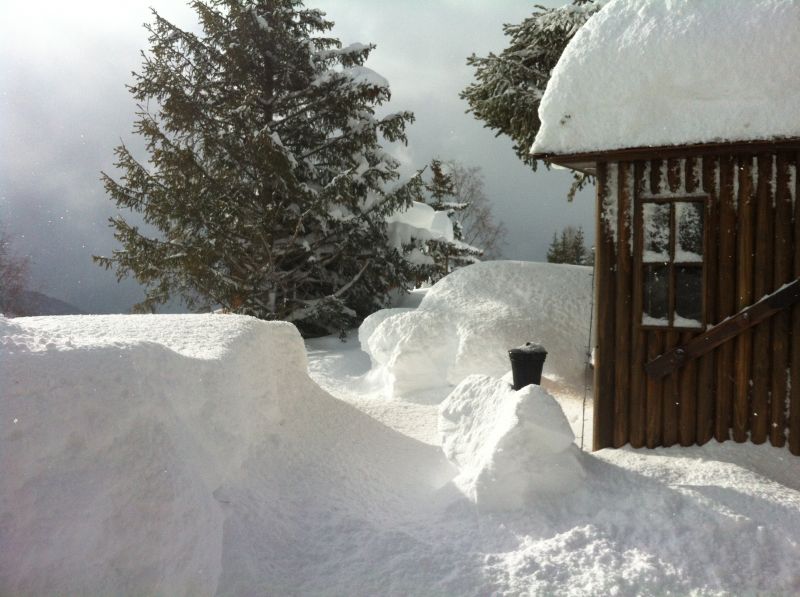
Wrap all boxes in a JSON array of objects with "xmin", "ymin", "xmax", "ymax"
[
  {"xmin": 96, "ymin": 0, "xmax": 425, "ymax": 336},
  {"xmin": 416, "ymin": 159, "xmax": 482, "ymax": 282},
  {"xmin": 460, "ymin": 1, "xmax": 598, "ymax": 198},
  {"xmin": 546, "ymin": 225, "xmax": 591, "ymax": 265}
]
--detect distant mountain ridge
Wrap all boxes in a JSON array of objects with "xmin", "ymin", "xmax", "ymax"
[{"xmin": 18, "ymin": 291, "xmax": 85, "ymax": 316}]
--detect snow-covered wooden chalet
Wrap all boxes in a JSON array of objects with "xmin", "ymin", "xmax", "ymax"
[{"xmin": 531, "ymin": 0, "xmax": 800, "ymax": 454}]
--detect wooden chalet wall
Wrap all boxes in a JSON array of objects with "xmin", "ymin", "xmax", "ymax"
[{"xmin": 593, "ymin": 151, "xmax": 800, "ymax": 454}]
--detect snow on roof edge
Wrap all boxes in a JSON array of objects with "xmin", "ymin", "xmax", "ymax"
[{"xmin": 532, "ymin": 0, "xmax": 800, "ymax": 156}]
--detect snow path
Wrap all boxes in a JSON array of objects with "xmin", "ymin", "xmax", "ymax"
[
  {"xmin": 306, "ymin": 333, "xmax": 443, "ymax": 445},
  {"xmin": 306, "ymin": 332, "xmax": 592, "ymax": 448},
  {"xmin": 306, "ymin": 332, "xmax": 800, "ymax": 595}
]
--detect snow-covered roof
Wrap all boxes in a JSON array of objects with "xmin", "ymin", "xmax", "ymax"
[{"xmin": 532, "ymin": 0, "xmax": 800, "ymax": 157}]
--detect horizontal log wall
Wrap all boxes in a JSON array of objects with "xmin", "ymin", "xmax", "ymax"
[{"xmin": 594, "ymin": 150, "xmax": 800, "ymax": 454}]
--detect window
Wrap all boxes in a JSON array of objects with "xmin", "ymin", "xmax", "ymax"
[{"xmin": 640, "ymin": 198, "xmax": 705, "ymax": 328}]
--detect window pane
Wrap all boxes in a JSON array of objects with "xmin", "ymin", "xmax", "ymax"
[
  {"xmin": 675, "ymin": 266, "xmax": 703, "ymax": 326},
  {"xmin": 643, "ymin": 203, "xmax": 671, "ymax": 263},
  {"xmin": 643, "ymin": 264, "xmax": 669, "ymax": 325},
  {"xmin": 675, "ymin": 202, "xmax": 704, "ymax": 262}
]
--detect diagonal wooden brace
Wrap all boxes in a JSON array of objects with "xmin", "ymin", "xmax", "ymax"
[{"xmin": 645, "ymin": 278, "xmax": 800, "ymax": 379}]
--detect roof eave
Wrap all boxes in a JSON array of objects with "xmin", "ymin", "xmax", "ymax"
[{"xmin": 532, "ymin": 137, "xmax": 800, "ymax": 175}]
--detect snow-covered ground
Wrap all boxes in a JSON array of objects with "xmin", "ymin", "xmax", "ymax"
[{"xmin": 3, "ymin": 261, "xmax": 800, "ymax": 595}]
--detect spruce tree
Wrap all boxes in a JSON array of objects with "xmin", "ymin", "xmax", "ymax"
[
  {"xmin": 96, "ymin": 0, "xmax": 423, "ymax": 336},
  {"xmin": 461, "ymin": 1, "xmax": 598, "ymax": 170},
  {"xmin": 546, "ymin": 226, "xmax": 588, "ymax": 265},
  {"xmin": 546, "ymin": 231, "xmax": 562, "ymax": 263},
  {"xmin": 461, "ymin": 1, "xmax": 598, "ymax": 199},
  {"xmin": 417, "ymin": 159, "xmax": 482, "ymax": 281},
  {"xmin": 571, "ymin": 226, "xmax": 588, "ymax": 265}
]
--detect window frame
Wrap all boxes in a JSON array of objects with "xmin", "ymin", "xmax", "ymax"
[{"xmin": 636, "ymin": 194, "xmax": 708, "ymax": 331}]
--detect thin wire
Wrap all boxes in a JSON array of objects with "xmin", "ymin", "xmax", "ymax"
[{"xmin": 580, "ymin": 260, "xmax": 595, "ymax": 451}]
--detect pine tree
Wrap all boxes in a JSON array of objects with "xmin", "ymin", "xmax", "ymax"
[
  {"xmin": 416, "ymin": 159, "xmax": 482, "ymax": 281},
  {"xmin": 425, "ymin": 159, "xmax": 456, "ymax": 210},
  {"xmin": 96, "ymin": 0, "xmax": 424, "ymax": 336},
  {"xmin": 546, "ymin": 226, "xmax": 589, "ymax": 265},
  {"xmin": 546, "ymin": 231, "xmax": 562, "ymax": 263},
  {"xmin": 571, "ymin": 226, "xmax": 588, "ymax": 264},
  {"xmin": 461, "ymin": 0, "xmax": 598, "ymax": 199}
]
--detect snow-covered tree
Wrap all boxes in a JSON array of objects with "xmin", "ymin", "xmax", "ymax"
[
  {"xmin": 96, "ymin": 0, "xmax": 424, "ymax": 336},
  {"xmin": 0, "ymin": 226, "xmax": 31, "ymax": 317},
  {"xmin": 461, "ymin": 1, "xmax": 598, "ymax": 198},
  {"xmin": 416, "ymin": 159, "xmax": 482, "ymax": 281}
]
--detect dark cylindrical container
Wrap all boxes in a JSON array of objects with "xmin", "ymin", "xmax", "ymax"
[{"xmin": 508, "ymin": 342, "xmax": 547, "ymax": 390}]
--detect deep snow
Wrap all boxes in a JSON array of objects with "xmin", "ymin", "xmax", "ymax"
[
  {"xmin": 532, "ymin": 0, "xmax": 800, "ymax": 155},
  {"xmin": 3, "ymin": 262, "xmax": 800, "ymax": 595},
  {"xmin": 359, "ymin": 261, "xmax": 593, "ymax": 400}
]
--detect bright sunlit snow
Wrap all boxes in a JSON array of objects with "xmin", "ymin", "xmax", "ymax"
[
  {"xmin": 532, "ymin": 0, "xmax": 800, "ymax": 155},
  {"xmin": 360, "ymin": 261, "xmax": 593, "ymax": 399},
  {"xmin": 3, "ymin": 262, "xmax": 800, "ymax": 595}
]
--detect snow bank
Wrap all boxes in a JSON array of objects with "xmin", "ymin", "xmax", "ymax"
[
  {"xmin": 360, "ymin": 261, "xmax": 592, "ymax": 398},
  {"xmin": 308, "ymin": 327, "xmax": 800, "ymax": 595},
  {"xmin": 532, "ymin": 0, "xmax": 800, "ymax": 155},
  {"xmin": 439, "ymin": 376, "xmax": 584, "ymax": 510},
  {"xmin": 0, "ymin": 314, "xmax": 453, "ymax": 595},
  {"xmin": 6, "ymin": 312, "xmax": 800, "ymax": 595}
]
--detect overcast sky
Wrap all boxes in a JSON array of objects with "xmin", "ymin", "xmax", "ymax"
[{"xmin": 0, "ymin": 0, "xmax": 594, "ymax": 314}]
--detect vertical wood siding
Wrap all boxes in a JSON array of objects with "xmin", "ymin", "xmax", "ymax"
[{"xmin": 594, "ymin": 150, "xmax": 800, "ymax": 454}]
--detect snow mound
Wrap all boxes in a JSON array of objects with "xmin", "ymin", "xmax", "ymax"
[
  {"xmin": 0, "ymin": 314, "xmax": 453, "ymax": 595},
  {"xmin": 360, "ymin": 261, "xmax": 592, "ymax": 398},
  {"xmin": 532, "ymin": 0, "xmax": 800, "ymax": 155},
  {"xmin": 439, "ymin": 375, "xmax": 584, "ymax": 510}
]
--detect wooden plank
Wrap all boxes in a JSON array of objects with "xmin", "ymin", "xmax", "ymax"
[
  {"xmin": 646, "ymin": 331, "xmax": 664, "ymax": 448},
  {"xmin": 716, "ymin": 155, "xmax": 737, "ymax": 442},
  {"xmin": 771, "ymin": 153, "xmax": 792, "ymax": 447},
  {"xmin": 613, "ymin": 162, "xmax": 633, "ymax": 447},
  {"xmin": 750, "ymin": 154, "xmax": 774, "ymax": 444},
  {"xmin": 646, "ymin": 278, "xmax": 800, "ymax": 377},
  {"xmin": 629, "ymin": 161, "xmax": 648, "ymax": 449},
  {"xmin": 696, "ymin": 156, "xmax": 717, "ymax": 444},
  {"xmin": 650, "ymin": 158, "xmax": 663, "ymax": 195},
  {"xmin": 679, "ymin": 157, "xmax": 699, "ymax": 446},
  {"xmin": 646, "ymin": 158, "xmax": 664, "ymax": 448},
  {"xmin": 667, "ymin": 158, "xmax": 681, "ymax": 193},
  {"xmin": 662, "ymin": 331, "xmax": 680, "ymax": 447},
  {"xmin": 593, "ymin": 162, "xmax": 617, "ymax": 451},
  {"xmin": 662, "ymin": 177, "xmax": 680, "ymax": 447},
  {"xmin": 734, "ymin": 157, "xmax": 755, "ymax": 443},
  {"xmin": 791, "ymin": 151, "xmax": 800, "ymax": 455},
  {"xmin": 536, "ymin": 138, "xmax": 800, "ymax": 171},
  {"xmin": 678, "ymin": 330, "xmax": 697, "ymax": 445}
]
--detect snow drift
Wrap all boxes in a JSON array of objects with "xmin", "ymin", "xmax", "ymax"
[
  {"xmin": 0, "ymin": 315, "xmax": 453, "ymax": 595},
  {"xmin": 439, "ymin": 375, "xmax": 585, "ymax": 510},
  {"xmin": 360, "ymin": 261, "xmax": 592, "ymax": 399},
  {"xmin": 532, "ymin": 0, "xmax": 800, "ymax": 155},
  {"xmin": 5, "ymin": 307, "xmax": 800, "ymax": 594}
]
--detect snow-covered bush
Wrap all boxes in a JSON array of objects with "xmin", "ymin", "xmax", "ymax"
[{"xmin": 360, "ymin": 261, "xmax": 592, "ymax": 399}]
